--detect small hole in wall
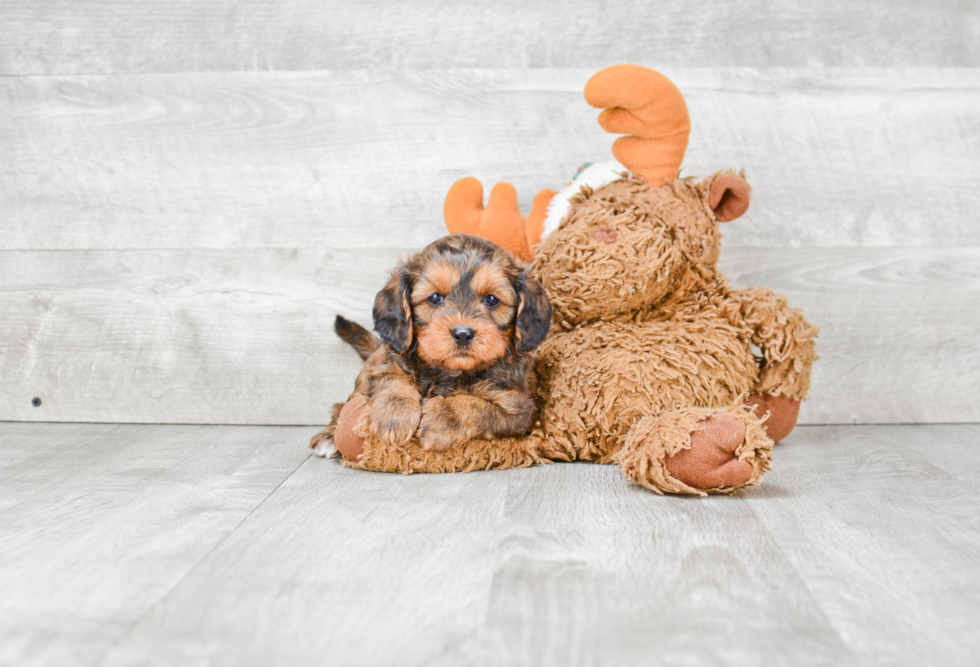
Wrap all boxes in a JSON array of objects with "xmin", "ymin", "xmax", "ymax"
[{"xmin": 32, "ymin": 397, "xmax": 42, "ymax": 407}]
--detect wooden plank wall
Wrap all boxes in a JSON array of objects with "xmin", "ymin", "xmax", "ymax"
[{"xmin": 1, "ymin": 2, "xmax": 978, "ymax": 425}]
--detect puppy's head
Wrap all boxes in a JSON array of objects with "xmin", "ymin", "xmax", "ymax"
[{"xmin": 373, "ymin": 234, "xmax": 551, "ymax": 371}]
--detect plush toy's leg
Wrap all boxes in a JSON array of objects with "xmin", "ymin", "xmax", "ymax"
[
  {"xmin": 746, "ymin": 394, "xmax": 800, "ymax": 442},
  {"xmin": 732, "ymin": 286, "xmax": 818, "ymax": 418},
  {"xmin": 613, "ymin": 404, "xmax": 773, "ymax": 496},
  {"xmin": 313, "ymin": 395, "xmax": 561, "ymax": 474}
]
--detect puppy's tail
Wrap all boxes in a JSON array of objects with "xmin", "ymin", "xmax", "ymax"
[{"xmin": 335, "ymin": 315, "xmax": 378, "ymax": 361}]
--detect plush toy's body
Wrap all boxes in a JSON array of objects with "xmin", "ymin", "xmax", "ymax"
[
  {"xmin": 523, "ymin": 172, "xmax": 817, "ymax": 493},
  {"xmin": 312, "ymin": 65, "xmax": 818, "ymax": 495}
]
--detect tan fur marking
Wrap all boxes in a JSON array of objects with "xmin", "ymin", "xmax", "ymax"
[
  {"xmin": 417, "ymin": 311, "xmax": 508, "ymax": 371},
  {"xmin": 472, "ymin": 263, "xmax": 517, "ymax": 328},
  {"xmin": 413, "ymin": 260, "xmax": 460, "ymax": 304},
  {"xmin": 472, "ymin": 263, "xmax": 516, "ymax": 306}
]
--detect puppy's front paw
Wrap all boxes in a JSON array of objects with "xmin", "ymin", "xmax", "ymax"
[
  {"xmin": 309, "ymin": 429, "xmax": 337, "ymax": 458},
  {"xmin": 368, "ymin": 397, "xmax": 421, "ymax": 448},
  {"xmin": 419, "ymin": 397, "xmax": 463, "ymax": 450}
]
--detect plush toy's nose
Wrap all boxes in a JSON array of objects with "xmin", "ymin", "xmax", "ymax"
[
  {"xmin": 451, "ymin": 326, "xmax": 475, "ymax": 347},
  {"xmin": 591, "ymin": 225, "xmax": 618, "ymax": 244}
]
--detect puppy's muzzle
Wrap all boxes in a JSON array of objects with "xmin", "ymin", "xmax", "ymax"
[{"xmin": 451, "ymin": 325, "xmax": 475, "ymax": 347}]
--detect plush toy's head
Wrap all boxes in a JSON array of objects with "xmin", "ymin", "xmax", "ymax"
[
  {"xmin": 532, "ymin": 170, "xmax": 750, "ymax": 326},
  {"xmin": 444, "ymin": 64, "xmax": 753, "ymax": 326}
]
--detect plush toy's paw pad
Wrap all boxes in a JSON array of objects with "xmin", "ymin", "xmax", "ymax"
[
  {"xmin": 665, "ymin": 413, "xmax": 753, "ymax": 489},
  {"xmin": 334, "ymin": 395, "xmax": 369, "ymax": 460},
  {"xmin": 746, "ymin": 394, "xmax": 800, "ymax": 442}
]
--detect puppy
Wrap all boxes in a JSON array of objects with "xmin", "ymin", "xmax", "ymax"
[{"xmin": 313, "ymin": 233, "xmax": 552, "ymax": 452}]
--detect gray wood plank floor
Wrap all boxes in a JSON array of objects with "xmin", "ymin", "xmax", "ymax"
[{"xmin": 1, "ymin": 422, "xmax": 977, "ymax": 667}]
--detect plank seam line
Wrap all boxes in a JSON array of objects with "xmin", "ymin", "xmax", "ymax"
[
  {"xmin": 92, "ymin": 451, "xmax": 313, "ymax": 664},
  {"xmin": 739, "ymin": 492, "xmax": 857, "ymax": 657}
]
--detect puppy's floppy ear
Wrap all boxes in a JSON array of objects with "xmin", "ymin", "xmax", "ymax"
[
  {"xmin": 373, "ymin": 267, "xmax": 413, "ymax": 354},
  {"xmin": 514, "ymin": 271, "xmax": 552, "ymax": 354}
]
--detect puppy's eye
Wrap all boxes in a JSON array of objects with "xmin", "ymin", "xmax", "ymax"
[
  {"xmin": 428, "ymin": 293, "xmax": 444, "ymax": 306},
  {"xmin": 482, "ymin": 294, "xmax": 499, "ymax": 308}
]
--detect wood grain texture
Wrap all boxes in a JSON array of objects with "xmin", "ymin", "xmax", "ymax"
[
  {"xmin": 100, "ymin": 442, "xmax": 843, "ymax": 667},
  {"xmin": 0, "ymin": 423, "xmax": 950, "ymax": 667},
  {"xmin": 0, "ymin": 247, "xmax": 404, "ymax": 425},
  {"xmin": 469, "ymin": 465, "xmax": 848, "ymax": 667},
  {"xmin": 2, "ymin": 69, "xmax": 979, "ymax": 250},
  {"xmin": 1, "ymin": 0, "xmax": 977, "ymax": 75},
  {"xmin": 1, "ymin": 246, "xmax": 977, "ymax": 425},
  {"xmin": 101, "ymin": 450, "xmax": 515, "ymax": 667},
  {"xmin": 0, "ymin": 422, "xmax": 314, "ymax": 667},
  {"xmin": 749, "ymin": 425, "xmax": 980, "ymax": 665},
  {"xmin": 718, "ymin": 247, "xmax": 980, "ymax": 425}
]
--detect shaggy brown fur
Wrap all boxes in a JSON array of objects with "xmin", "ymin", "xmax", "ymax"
[
  {"xmin": 315, "ymin": 171, "xmax": 818, "ymax": 496},
  {"xmin": 309, "ymin": 234, "xmax": 552, "ymax": 453},
  {"xmin": 527, "ymin": 175, "xmax": 817, "ymax": 464}
]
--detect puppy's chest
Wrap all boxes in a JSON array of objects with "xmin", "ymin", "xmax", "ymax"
[{"xmin": 416, "ymin": 368, "xmax": 478, "ymax": 398}]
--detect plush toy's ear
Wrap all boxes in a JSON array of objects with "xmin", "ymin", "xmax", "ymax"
[
  {"xmin": 707, "ymin": 171, "xmax": 752, "ymax": 222},
  {"xmin": 373, "ymin": 267, "xmax": 413, "ymax": 353},
  {"xmin": 514, "ymin": 272, "xmax": 552, "ymax": 354}
]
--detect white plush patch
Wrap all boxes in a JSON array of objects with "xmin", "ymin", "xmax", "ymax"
[{"xmin": 540, "ymin": 161, "xmax": 628, "ymax": 240}]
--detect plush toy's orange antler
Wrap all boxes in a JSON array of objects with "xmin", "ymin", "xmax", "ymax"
[
  {"xmin": 584, "ymin": 64, "xmax": 690, "ymax": 187},
  {"xmin": 444, "ymin": 177, "xmax": 556, "ymax": 261}
]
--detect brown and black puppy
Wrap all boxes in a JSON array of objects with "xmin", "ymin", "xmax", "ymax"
[{"xmin": 330, "ymin": 233, "xmax": 551, "ymax": 450}]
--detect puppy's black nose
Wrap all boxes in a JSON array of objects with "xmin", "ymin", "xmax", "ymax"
[{"xmin": 451, "ymin": 326, "xmax": 475, "ymax": 347}]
